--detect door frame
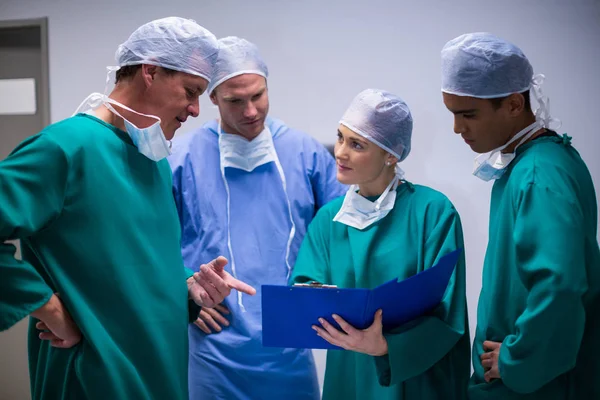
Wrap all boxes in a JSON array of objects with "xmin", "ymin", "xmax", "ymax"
[{"xmin": 0, "ymin": 17, "xmax": 50, "ymax": 126}]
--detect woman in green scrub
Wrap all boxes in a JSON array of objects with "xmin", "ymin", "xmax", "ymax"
[{"xmin": 291, "ymin": 88, "xmax": 470, "ymax": 400}]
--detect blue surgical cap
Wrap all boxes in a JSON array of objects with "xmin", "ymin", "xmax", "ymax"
[
  {"xmin": 441, "ymin": 32, "xmax": 560, "ymax": 128},
  {"xmin": 441, "ymin": 32, "xmax": 533, "ymax": 98},
  {"xmin": 207, "ymin": 36, "xmax": 268, "ymax": 95},
  {"xmin": 340, "ymin": 89, "xmax": 412, "ymax": 162},
  {"xmin": 115, "ymin": 17, "xmax": 218, "ymax": 82}
]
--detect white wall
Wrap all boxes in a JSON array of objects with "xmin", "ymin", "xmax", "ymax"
[{"xmin": 2, "ymin": 0, "xmax": 599, "ymax": 393}]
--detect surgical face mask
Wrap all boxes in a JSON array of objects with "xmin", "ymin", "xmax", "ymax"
[
  {"xmin": 218, "ymin": 122, "xmax": 276, "ymax": 171},
  {"xmin": 333, "ymin": 165, "xmax": 402, "ymax": 230},
  {"xmin": 217, "ymin": 121, "xmax": 296, "ymax": 310},
  {"xmin": 473, "ymin": 120, "xmax": 541, "ymax": 182},
  {"xmin": 73, "ymin": 92, "xmax": 171, "ymax": 162}
]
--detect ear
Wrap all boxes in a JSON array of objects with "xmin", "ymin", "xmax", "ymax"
[
  {"xmin": 141, "ymin": 64, "xmax": 159, "ymax": 88},
  {"xmin": 210, "ymin": 91, "xmax": 218, "ymax": 106},
  {"xmin": 385, "ymin": 154, "xmax": 399, "ymax": 166},
  {"xmin": 506, "ymin": 92, "xmax": 526, "ymax": 117}
]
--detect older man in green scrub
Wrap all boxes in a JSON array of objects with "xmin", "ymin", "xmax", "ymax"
[{"xmin": 0, "ymin": 17, "xmax": 255, "ymax": 400}]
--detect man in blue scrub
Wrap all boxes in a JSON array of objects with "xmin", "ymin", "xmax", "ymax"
[
  {"xmin": 168, "ymin": 36, "xmax": 346, "ymax": 399},
  {"xmin": 441, "ymin": 32, "xmax": 600, "ymax": 399}
]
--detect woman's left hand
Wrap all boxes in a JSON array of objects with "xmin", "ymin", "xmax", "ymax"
[{"xmin": 313, "ymin": 309, "xmax": 388, "ymax": 356}]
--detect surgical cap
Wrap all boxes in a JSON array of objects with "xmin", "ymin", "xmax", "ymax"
[
  {"xmin": 115, "ymin": 17, "xmax": 218, "ymax": 81},
  {"xmin": 340, "ymin": 89, "xmax": 412, "ymax": 162},
  {"xmin": 441, "ymin": 32, "xmax": 533, "ymax": 98},
  {"xmin": 207, "ymin": 36, "xmax": 268, "ymax": 95}
]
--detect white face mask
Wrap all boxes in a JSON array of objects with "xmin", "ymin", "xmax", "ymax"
[
  {"xmin": 73, "ymin": 93, "xmax": 172, "ymax": 162},
  {"xmin": 218, "ymin": 122, "xmax": 277, "ymax": 171},
  {"xmin": 333, "ymin": 165, "xmax": 403, "ymax": 230},
  {"xmin": 217, "ymin": 121, "xmax": 295, "ymax": 310},
  {"xmin": 473, "ymin": 120, "xmax": 541, "ymax": 182}
]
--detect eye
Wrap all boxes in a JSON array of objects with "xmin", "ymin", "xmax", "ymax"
[
  {"xmin": 185, "ymin": 88, "xmax": 195, "ymax": 98},
  {"xmin": 337, "ymin": 132, "xmax": 343, "ymax": 142},
  {"xmin": 462, "ymin": 113, "xmax": 475, "ymax": 120},
  {"xmin": 228, "ymin": 99, "xmax": 242, "ymax": 104},
  {"xmin": 252, "ymin": 92, "xmax": 263, "ymax": 101},
  {"xmin": 351, "ymin": 141, "xmax": 363, "ymax": 150}
]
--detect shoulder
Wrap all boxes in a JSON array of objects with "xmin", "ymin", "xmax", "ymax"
[
  {"xmin": 25, "ymin": 114, "xmax": 116, "ymax": 159},
  {"xmin": 40, "ymin": 114, "xmax": 104, "ymax": 143},
  {"xmin": 508, "ymin": 136, "xmax": 589, "ymax": 195},
  {"xmin": 169, "ymin": 123, "xmax": 218, "ymax": 169},
  {"xmin": 408, "ymin": 183, "xmax": 457, "ymax": 210},
  {"xmin": 269, "ymin": 118, "xmax": 336, "ymax": 178},
  {"xmin": 398, "ymin": 183, "xmax": 461, "ymax": 224}
]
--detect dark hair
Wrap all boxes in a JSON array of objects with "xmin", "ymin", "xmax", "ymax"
[
  {"xmin": 489, "ymin": 90, "xmax": 531, "ymax": 112},
  {"xmin": 115, "ymin": 65, "xmax": 178, "ymax": 83}
]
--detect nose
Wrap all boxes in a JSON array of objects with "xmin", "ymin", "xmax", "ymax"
[
  {"xmin": 243, "ymin": 102, "xmax": 258, "ymax": 119},
  {"xmin": 334, "ymin": 141, "xmax": 348, "ymax": 161},
  {"xmin": 453, "ymin": 116, "xmax": 465, "ymax": 134},
  {"xmin": 188, "ymin": 97, "xmax": 200, "ymax": 118}
]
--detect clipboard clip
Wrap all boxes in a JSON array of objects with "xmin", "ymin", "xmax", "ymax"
[{"xmin": 293, "ymin": 281, "xmax": 338, "ymax": 289}]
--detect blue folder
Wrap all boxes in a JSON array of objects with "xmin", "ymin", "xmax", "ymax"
[{"xmin": 261, "ymin": 248, "xmax": 462, "ymax": 349}]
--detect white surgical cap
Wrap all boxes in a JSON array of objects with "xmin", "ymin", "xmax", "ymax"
[
  {"xmin": 340, "ymin": 89, "xmax": 413, "ymax": 162},
  {"xmin": 207, "ymin": 36, "xmax": 268, "ymax": 95},
  {"xmin": 441, "ymin": 32, "xmax": 533, "ymax": 98},
  {"xmin": 115, "ymin": 17, "xmax": 218, "ymax": 81}
]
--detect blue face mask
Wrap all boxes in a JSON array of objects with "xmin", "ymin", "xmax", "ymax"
[
  {"xmin": 473, "ymin": 121, "xmax": 541, "ymax": 182},
  {"xmin": 472, "ymin": 160, "xmax": 509, "ymax": 182},
  {"xmin": 73, "ymin": 93, "xmax": 172, "ymax": 162},
  {"xmin": 121, "ymin": 114, "xmax": 171, "ymax": 162}
]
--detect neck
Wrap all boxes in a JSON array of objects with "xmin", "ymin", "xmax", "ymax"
[
  {"xmin": 95, "ymin": 84, "xmax": 152, "ymax": 132},
  {"xmin": 358, "ymin": 167, "xmax": 397, "ymax": 197},
  {"xmin": 502, "ymin": 112, "xmax": 545, "ymax": 153}
]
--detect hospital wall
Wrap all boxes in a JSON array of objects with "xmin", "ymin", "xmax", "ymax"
[{"xmin": 1, "ymin": 0, "xmax": 599, "ymax": 395}]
